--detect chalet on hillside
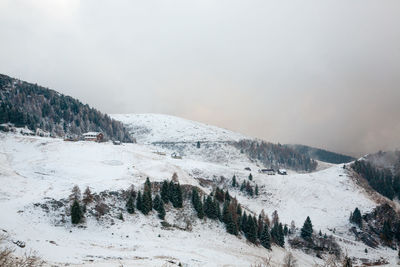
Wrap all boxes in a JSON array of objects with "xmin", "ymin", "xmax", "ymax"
[
  {"xmin": 259, "ymin": 168, "xmax": 275, "ymax": 175},
  {"xmin": 83, "ymin": 132, "xmax": 104, "ymax": 142}
]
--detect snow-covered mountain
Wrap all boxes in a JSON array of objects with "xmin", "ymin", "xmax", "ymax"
[
  {"xmin": 110, "ymin": 113, "xmax": 246, "ymax": 143},
  {"xmin": 0, "ymin": 114, "xmax": 397, "ymax": 266}
]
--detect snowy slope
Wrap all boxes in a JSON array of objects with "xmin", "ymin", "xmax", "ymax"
[
  {"xmin": 0, "ymin": 134, "xmax": 395, "ymax": 266},
  {"xmin": 110, "ymin": 113, "xmax": 246, "ymax": 143},
  {"xmin": 0, "ymin": 121, "xmax": 397, "ymax": 266}
]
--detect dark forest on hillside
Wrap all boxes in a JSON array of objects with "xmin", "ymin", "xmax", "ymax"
[{"xmin": 0, "ymin": 74, "xmax": 132, "ymax": 142}]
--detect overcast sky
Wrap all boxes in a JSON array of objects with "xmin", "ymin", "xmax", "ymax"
[{"xmin": 0, "ymin": 0, "xmax": 399, "ymax": 156}]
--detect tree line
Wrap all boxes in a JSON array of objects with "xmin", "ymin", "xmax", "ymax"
[{"xmin": 0, "ymin": 73, "xmax": 133, "ymax": 142}]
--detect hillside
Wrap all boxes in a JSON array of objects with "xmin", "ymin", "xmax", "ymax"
[
  {"xmin": 0, "ymin": 74, "xmax": 132, "ymax": 142},
  {"xmin": 0, "ymin": 132, "xmax": 397, "ymax": 266},
  {"xmin": 111, "ymin": 113, "xmax": 317, "ymax": 172},
  {"xmin": 286, "ymin": 144, "xmax": 355, "ymax": 164}
]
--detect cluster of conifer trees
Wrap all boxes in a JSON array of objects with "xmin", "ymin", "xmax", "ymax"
[
  {"xmin": 191, "ymin": 187, "xmax": 288, "ymax": 249},
  {"xmin": 352, "ymin": 160, "xmax": 400, "ymax": 200},
  {"xmin": 231, "ymin": 175, "xmax": 259, "ymax": 197},
  {"xmin": 68, "ymin": 177, "xmax": 319, "ymax": 254},
  {"xmin": 127, "ymin": 178, "xmax": 182, "ymax": 220},
  {"xmin": 0, "ymin": 74, "xmax": 132, "ymax": 141}
]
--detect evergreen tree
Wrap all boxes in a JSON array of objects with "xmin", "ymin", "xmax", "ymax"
[
  {"xmin": 158, "ymin": 200, "xmax": 166, "ymax": 220},
  {"xmin": 153, "ymin": 194, "xmax": 161, "ymax": 212},
  {"xmin": 161, "ymin": 180, "xmax": 169, "ymax": 203},
  {"xmin": 257, "ymin": 214, "xmax": 264, "ymax": 238},
  {"xmin": 241, "ymin": 212, "xmax": 247, "ymax": 232},
  {"xmin": 192, "ymin": 188, "xmax": 200, "ymax": 212},
  {"xmin": 260, "ymin": 224, "xmax": 271, "ymax": 249},
  {"xmin": 215, "ymin": 199, "xmax": 221, "ymax": 221},
  {"xmin": 226, "ymin": 211, "xmax": 238, "ymax": 235},
  {"xmin": 246, "ymin": 216, "xmax": 257, "ymax": 243},
  {"xmin": 197, "ymin": 141, "xmax": 201, "ymax": 148},
  {"xmin": 301, "ymin": 216, "xmax": 313, "ymax": 241},
  {"xmin": 255, "ymin": 184, "xmax": 259, "ymax": 196},
  {"xmin": 168, "ymin": 180, "xmax": 175, "ymax": 203},
  {"xmin": 350, "ymin": 207, "xmax": 362, "ymax": 227},
  {"xmin": 248, "ymin": 173, "xmax": 253, "ymax": 181},
  {"xmin": 240, "ymin": 181, "xmax": 246, "ymax": 191},
  {"xmin": 136, "ymin": 191, "xmax": 143, "ymax": 212},
  {"xmin": 224, "ymin": 190, "xmax": 231, "ymax": 202},
  {"xmin": 142, "ymin": 179, "xmax": 153, "ymax": 215},
  {"xmin": 277, "ymin": 223, "xmax": 285, "ymax": 247},
  {"xmin": 283, "ymin": 224, "xmax": 289, "ymax": 236},
  {"xmin": 174, "ymin": 183, "xmax": 183, "ymax": 208},
  {"xmin": 197, "ymin": 199, "xmax": 204, "ymax": 219},
  {"xmin": 222, "ymin": 201, "xmax": 230, "ymax": 224},
  {"xmin": 232, "ymin": 175, "xmax": 237, "ymax": 187},
  {"xmin": 382, "ymin": 220, "xmax": 393, "ymax": 243},
  {"xmin": 71, "ymin": 200, "xmax": 83, "ymax": 224},
  {"xmin": 126, "ymin": 195, "xmax": 135, "ymax": 214}
]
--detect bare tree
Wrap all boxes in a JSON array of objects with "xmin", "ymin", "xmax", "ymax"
[
  {"xmin": 82, "ymin": 186, "xmax": 94, "ymax": 205},
  {"xmin": 69, "ymin": 185, "xmax": 81, "ymax": 202},
  {"xmin": 283, "ymin": 252, "xmax": 297, "ymax": 267}
]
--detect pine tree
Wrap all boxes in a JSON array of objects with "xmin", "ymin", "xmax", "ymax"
[
  {"xmin": 215, "ymin": 199, "xmax": 221, "ymax": 221},
  {"xmin": 225, "ymin": 190, "xmax": 231, "ymax": 202},
  {"xmin": 174, "ymin": 183, "xmax": 183, "ymax": 208},
  {"xmin": 142, "ymin": 180, "xmax": 152, "ymax": 215},
  {"xmin": 301, "ymin": 216, "xmax": 313, "ymax": 241},
  {"xmin": 283, "ymin": 224, "xmax": 289, "ymax": 236},
  {"xmin": 255, "ymin": 184, "xmax": 259, "ymax": 196},
  {"xmin": 240, "ymin": 181, "xmax": 246, "ymax": 191},
  {"xmin": 168, "ymin": 180, "xmax": 175, "ymax": 203},
  {"xmin": 71, "ymin": 200, "xmax": 83, "ymax": 224},
  {"xmin": 277, "ymin": 223, "xmax": 285, "ymax": 247},
  {"xmin": 248, "ymin": 173, "xmax": 253, "ymax": 181},
  {"xmin": 197, "ymin": 141, "xmax": 201, "ymax": 148},
  {"xmin": 257, "ymin": 214, "xmax": 264, "ymax": 238},
  {"xmin": 136, "ymin": 191, "xmax": 143, "ymax": 212},
  {"xmin": 192, "ymin": 188, "xmax": 200, "ymax": 212},
  {"xmin": 222, "ymin": 201, "xmax": 230, "ymax": 224},
  {"xmin": 246, "ymin": 216, "xmax": 257, "ymax": 243},
  {"xmin": 226, "ymin": 211, "xmax": 238, "ymax": 235},
  {"xmin": 350, "ymin": 207, "xmax": 362, "ymax": 227},
  {"xmin": 241, "ymin": 212, "xmax": 247, "ymax": 232},
  {"xmin": 197, "ymin": 198, "xmax": 204, "ymax": 219},
  {"xmin": 260, "ymin": 224, "xmax": 271, "ymax": 249},
  {"xmin": 126, "ymin": 195, "xmax": 135, "ymax": 214},
  {"xmin": 153, "ymin": 194, "xmax": 161, "ymax": 212},
  {"xmin": 232, "ymin": 175, "xmax": 237, "ymax": 187},
  {"xmin": 161, "ymin": 180, "xmax": 169, "ymax": 203},
  {"xmin": 158, "ymin": 200, "xmax": 166, "ymax": 220}
]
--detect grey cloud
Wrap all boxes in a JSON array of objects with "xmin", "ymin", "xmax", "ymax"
[{"xmin": 0, "ymin": 0, "xmax": 399, "ymax": 156}]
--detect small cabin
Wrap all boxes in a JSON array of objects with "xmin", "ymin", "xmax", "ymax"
[
  {"xmin": 83, "ymin": 132, "xmax": 104, "ymax": 142},
  {"xmin": 278, "ymin": 169, "xmax": 287, "ymax": 175},
  {"xmin": 259, "ymin": 168, "xmax": 275, "ymax": 175}
]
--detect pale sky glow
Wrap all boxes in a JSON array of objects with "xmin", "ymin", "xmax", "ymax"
[{"xmin": 0, "ymin": 0, "xmax": 399, "ymax": 156}]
